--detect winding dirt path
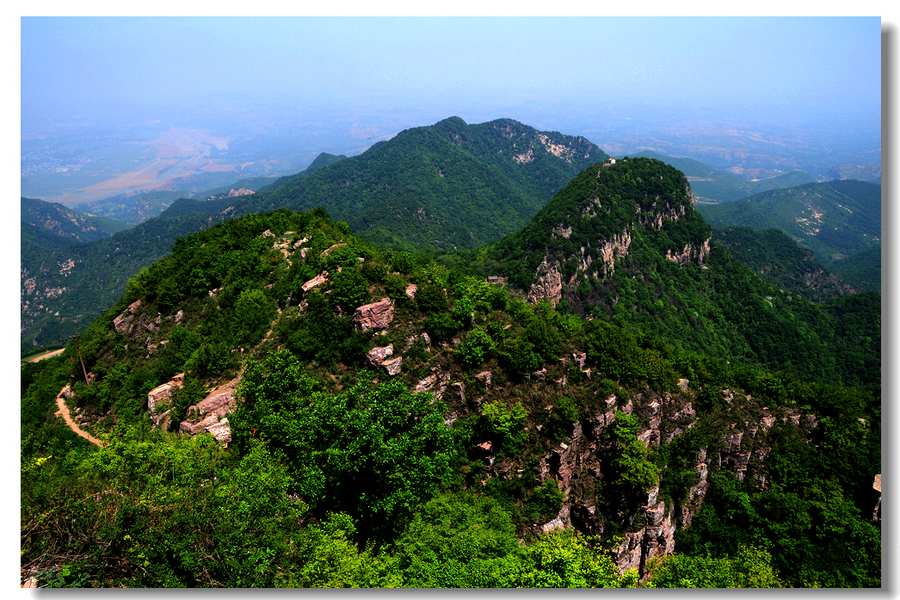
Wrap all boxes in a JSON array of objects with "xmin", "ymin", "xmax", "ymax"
[{"xmin": 55, "ymin": 387, "xmax": 103, "ymax": 447}]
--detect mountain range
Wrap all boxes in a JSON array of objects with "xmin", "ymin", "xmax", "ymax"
[
  {"xmin": 21, "ymin": 117, "xmax": 607, "ymax": 350},
  {"xmin": 21, "ymin": 153, "xmax": 880, "ymax": 586},
  {"xmin": 633, "ymin": 150, "xmax": 816, "ymax": 202},
  {"xmin": 20, "ymin": 118, "xmax": 880, "ymax": 352}
]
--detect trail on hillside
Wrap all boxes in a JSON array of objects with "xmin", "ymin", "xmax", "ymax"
[
  {"xmin": 55, "ymin": 388, "xmax": 103, "ymax": 447},
  {"xmin": 27, "ymin": 348, "xmax": 65, "ymax": 363}
]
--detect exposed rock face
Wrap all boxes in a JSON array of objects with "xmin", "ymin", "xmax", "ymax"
[
  {"xmin": 177, "ymin": 381, "xmax": 239, "ymax": 444},
  {"xmin": 301, "ymin": 272, "xmax": 329, "ymax": 294},
  {"xmin": 352, "ymin": 298, "xmax": 394, "ymax": 332},
  {"xmin": 320, "ymin": 243, "xmax": 347, "ymax": 258},
  {"xmin": 412, "ymin": 368, "xmax": 451, "ymax": 400},
  {"xmin": 665, "ymin": 237, "xmax": 712, "ymax": 266},
  {"xmin": 382, "ymin": 356, "xmax": 403, "ymax": 376},
  {"xmin": 366, "ymin": 344, "xmax": 394, "ymax": 367},
  {"xmin": 593, "ymin": 231, "xmax": 633, "ymax": 276},
  {"xmin": 113, "ymin": 300, "xmax": 142, "ymax": 333},
  {"xmin": 873, "ymin": 474, "xmax": 882, "ymax": 524},
  {"xmin": 405, "ymin": 284, "xmax": 418, "ymax": 299},
  {"xmin": 147, "ymin": 372, "xmax": 185, "ymax": 420},
  {"xmin": 527, "ymin": 255, "xmax": 564, "ymax": 306},
  {"xmin": 403, "ymin": 332, "xmax": 431, "ymax": 351},
  {"xmin": 207, "ymin": 187, "xmax": 254, "ymax": 201},
  {"xmin": 474, "ymin": 371, "xmax": 492, "ymax": 390}
]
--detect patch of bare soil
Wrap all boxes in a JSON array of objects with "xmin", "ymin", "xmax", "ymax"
[{"xmin": 55, "ymin": 388, "xmax": 103, "ymax": 447}]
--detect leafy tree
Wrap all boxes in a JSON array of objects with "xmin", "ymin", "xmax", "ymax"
[
  {"xmin": 328, "ymin": 266, "xmax": 370, "ymax": 311},
  {"xmin": 609, "ymin": 411, "xmax": 659, "ymax": 492},
  {"xmin": 498, "ymin": 529, "xmax": 632, "ymax": 588},
  {"xmin": 646, "ymin": 545, "xmax": 784, "ymax": 588},
  {"xmin": 233, "ymin": 288, "xmax": 277, "ymax": 347},
  {"xmin": 455, "ymin": 326, "xmax": 494, "ymax": 369},
  {"xmin": 232, "ymin": 350, "xmax": 458, "ymax": 541},
  {"xmin": 481, "ymin": 400, "xmax": 528, "ymax": 455},
  {"xmin": 395, "ymin": 492, "xmax": 521, "ymax": 587}
]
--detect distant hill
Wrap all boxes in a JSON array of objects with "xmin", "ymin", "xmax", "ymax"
[
  {"xmin": 712, "ymin": 226, "xmax": 856, "ymax": 302},
  {"xmin": 20, "ymin": 117, "xmax": 609, "ymax": 349},
  {"xmin": 231, "ymin": 117, "xmax": 610, "ymax": 251},
  {"xmin": 74, "ymin": 176, "xmax": 281, "ymax": 225},
  {"xmin": 823, "ymin": 162, "xmax": 881, "ymax": 184},
  {"xmin": 22, "ymin": 197, "xmax": 129, "ymax": 244},
  {"xmin": 633, "ymin": 150, "xmax": 815, "ymax": 202},
  {"xmin": 696, "ymin": 179, "xmax": 881, "ymax": 266}
]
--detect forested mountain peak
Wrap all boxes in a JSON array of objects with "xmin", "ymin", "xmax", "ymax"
[
  {"xmin": 181, "ymin": 117, "xmax": 610, "ymax": 254},
  {"xmin": 474, "ymin": 157, "xmax": 709, "ymax": 307},
  {"xmin": 450, "ymin": 157, "xmax": 878, "ymax": 389}
]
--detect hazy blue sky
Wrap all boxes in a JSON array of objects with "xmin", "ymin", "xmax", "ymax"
[{"xmin": 21, "ymin": 17, "xmax": 881, "ymax": 134}]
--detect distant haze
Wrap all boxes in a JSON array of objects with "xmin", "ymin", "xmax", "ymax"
[{"xmin": 21, "ymin": 17, "xmax": 881, "ymax": 203}]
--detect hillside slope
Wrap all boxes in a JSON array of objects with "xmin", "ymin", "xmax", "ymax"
[
  {"xmin": 712, "ymin": 226, "xmax": 857, "ymax": 302},
  {"xmin": 22, "ymin": 197, "xmax": 129, "ymax": 244},
  {"xmin": 21, "ymin": 206, "xmax": 880, "ymax": 588},
  {"xmin": 21, "ymin": 117, "xmax": 607, "ymax": 350},
  {"xmin": 696, "ymin": 179, "xmax": 881, "ymax": 265},
  {"xmin": 453, "ymin": 157, "xmax": 879, "ymax": 387}
]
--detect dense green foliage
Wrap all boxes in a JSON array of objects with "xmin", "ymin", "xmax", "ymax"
[
  {"xmin": 231, "ymin": 116, "xmax": 608, "ymax": 252},
  {"xmin": 231, "ymin": 350, "xmax": 457, "ymax": 541},
  {"xmin": 22, "ymin": 117, "xmax": 607, "ymax": 352},
  {"xmin": 446, "ymin": 158, "xmax": 880, "ymax": 392},
  {"xmin": 713, "ymin": 226, "xmax": 856, "ymax": 302},
  {"xmin": 828, "ymin": 243, "xmax": 881, "ymax": 294},
  {"xmin": 22, "ymin": 192, "xmax": 879, "ymax": 588},
  {"xmin": 646, "ymin": 545, "xmax": 785, "ymax": 588},
  {"xmin": 697, "ymin": 179, "xmax": 881, "ymax": 266}
]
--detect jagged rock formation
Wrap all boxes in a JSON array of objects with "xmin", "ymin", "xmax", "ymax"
[
  {"xmin": 147, "ymin": 373, "xmax": 185, "ymax": 423},
  {"xmin": 148, "ymin": 374, "xmax": 239, "ymax": 445},
  {"xmin": 178, "ymin": 382, "xmax": 238, "ymax": 444},
  {"xmin": 206, "ymin": 187, "xmax": 255, "ymax": 201},
  {"xmin": 462, "ymin": 370, "xmax": 824, "ymax": 576},
  {"xmin": 486, "ymin": 157, "xmax": 712, "ymax": 314}
]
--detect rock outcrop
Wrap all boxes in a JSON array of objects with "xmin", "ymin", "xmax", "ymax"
[
  {"xmin": 352, "ymin": 298, "xmax": 394, "ymax": 332},
  {"xmin": 148, "ymin": 376, "xmax": 238, "ymax": 445},
  {"xmin": 412, "ymin": 368, "xmax": 451, "ymax": 400},
  {"xmin": 147, "ymin": 373, "xmax": 185, "ymax": 421}
]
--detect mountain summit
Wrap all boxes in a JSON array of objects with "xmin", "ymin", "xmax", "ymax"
[
  {"xmin": 226, "ymin": 116, "xmax": 609, "ymax": 251},
  {"xmin": 480, "ymin": 157, "xmax": 710, "ymax": 308}
]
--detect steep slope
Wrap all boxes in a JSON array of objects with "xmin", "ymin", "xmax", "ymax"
[
  {"xmin": 712, "ymin": 226, "xmax": 857, "ymax": 302},
  {"xmin": 458, "ymin": 157, "xmax": 878, "ymax": 386},
  {"xmin": 74, "ymin": 177, "xmax": 280, "ymax": 225},
  {"xmin": 696, "ymin": 179, "xmax": 881, "ymax": 265},
  {"xmin": 634, "ymin": 150, "xmax": 815, "ymax": 203},
  {"xmin": 21, "ymin": 207, "xmax": 880, "ymax": 588}
]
